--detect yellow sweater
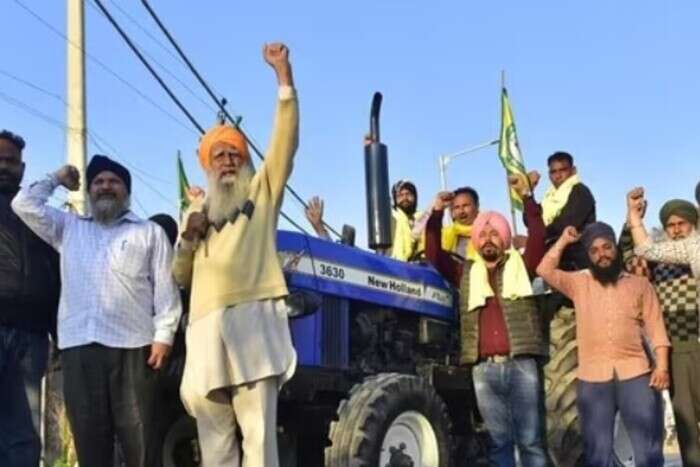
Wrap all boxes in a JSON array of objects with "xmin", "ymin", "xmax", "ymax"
[{"xmin": 173, "ymin": 87, "xmax": 299, "ymax": 321}]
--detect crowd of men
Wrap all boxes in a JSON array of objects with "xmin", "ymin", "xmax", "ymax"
[
  {"xmin": 1, "ymin": 40, "xmax": 699, "ymax": 467},
  {"xmin": 308, "ymin": 152, "xmax": 700, "ymax": 466}
]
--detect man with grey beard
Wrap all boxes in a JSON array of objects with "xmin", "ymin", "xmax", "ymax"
[
  {"xmin": 173, "ymin": 42, "xmax": 298, "ymax": 467},
  {"xmin": 12, "ymin": 155, "xmax": 182, "ymax": 467}
]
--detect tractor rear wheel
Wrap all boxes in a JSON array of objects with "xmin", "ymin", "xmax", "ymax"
[{"xmin": 544, "ymin": 306, "xmax": 584, "ymax": 467}]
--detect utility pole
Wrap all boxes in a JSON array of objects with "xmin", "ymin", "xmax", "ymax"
[
  {"xmin": 66, "ymin": 0, "xmax": 87, "ymax": 214},
  {"xmin": 43, "ymin": 3, "xmax": 88, "ymax": 466}
]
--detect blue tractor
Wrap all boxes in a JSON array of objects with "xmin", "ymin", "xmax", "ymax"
[
  {"xmin": 160, "ymin": 93, "xmax": 481, "ymax": 467},
  {"xmin": 161, "ymin": 231, "xmax": 477, "ymax": 467},
  {"xmin": 275, "ymin": 230, "xmax": 474, "ymax": 467}
]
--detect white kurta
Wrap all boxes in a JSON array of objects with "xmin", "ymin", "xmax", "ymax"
[{"xmin": 181, "ymin": 298, "xmax": 297, "ymax": 399}]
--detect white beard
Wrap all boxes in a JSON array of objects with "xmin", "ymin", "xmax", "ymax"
[
  {"xmin": 206, "ymin": 164, "xmax": 254, "ymax": 226},
  {"xmin": 90, "ymin": 195, "xmax": 130, "ymax": 224}
]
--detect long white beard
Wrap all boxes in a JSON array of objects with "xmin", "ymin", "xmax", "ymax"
[
  {"xmin": 206, "ymin": 164, "xmax": 254, "ymax": 226},
  {"xmin": 90, "ymin": 195, "xmax": 130, "ymax": 224}
]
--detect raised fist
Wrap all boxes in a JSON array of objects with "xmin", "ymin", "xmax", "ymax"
[
  {"xmin": 508, "ymin": 173, "xmax": 531, "ymax": 198},
  {"xmin": 263, "ymin": 42, "xmax": 293, "ymax": 86},
  {"xmin": 433, "ymin": 191, "xmax": 455, "ymax": 211},
  {"xmin": 186, "ymin": 186, "xmax": 205, "ymax": 203},
  {"xmin": 559, "ymin": 226, "xmax": 580, "ymax": 246},
  {"xmin": 263, "ymin": 43, "xmax": 290, "ymax": 68},
  {"xmin": 527, "ymin": 170, "xmax": 541, "ymax": 190},
  {"xmin": 54, "ymin": 165, "xmax": 80, "ymax": 191},
  {"xmin": 626, "ymin": 187, "xmax": 646, "ymax": 218}
]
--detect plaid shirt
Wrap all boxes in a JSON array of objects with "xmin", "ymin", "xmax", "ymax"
[
  {"xmin": 636, "ymin": 232, "xmax": 700, "ymax": 314},
  {"xmin": 11, "ymin": 175, "xmax": 182, "ymax": 350}
]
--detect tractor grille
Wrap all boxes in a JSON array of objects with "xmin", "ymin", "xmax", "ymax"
[{"xmin": 321, "ymin": 296, "xmax": 349, "ymax": 368}]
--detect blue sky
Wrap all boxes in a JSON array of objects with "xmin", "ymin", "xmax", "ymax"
[{"xmin": 2, "ymin": 1, "xmax": 698, "ymax": 246}]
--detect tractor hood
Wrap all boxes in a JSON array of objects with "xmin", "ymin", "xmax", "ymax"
[{"xmin": 277, "ymin": 230, "xmax": 455, "ymax": 321}]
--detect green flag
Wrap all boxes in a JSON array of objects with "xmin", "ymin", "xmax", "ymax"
[
  {"xmin": 177, "ymin": 152, "xmax": 190, "ymax": 214},
  {"xmin": 498, "ymin": 88, "xmax": 528, "ymax": 211}
]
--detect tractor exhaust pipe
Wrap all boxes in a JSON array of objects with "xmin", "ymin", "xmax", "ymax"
[{"xmin": 364, "ymin": 92, "xmax": 392, "ymax": 252}]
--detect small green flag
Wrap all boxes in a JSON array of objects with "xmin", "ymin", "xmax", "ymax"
[
  {"xmin": 498, "ymin": 88, "xmax": 528, "ymax": 211},
  {"xmin": 177, "ymin": 152, "xmax": 190, "ymax": 214}
]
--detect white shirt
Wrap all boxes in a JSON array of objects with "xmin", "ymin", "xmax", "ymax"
[{"xmin": 11, "ymin": 175, "xmax": 182, "ymax": 350}]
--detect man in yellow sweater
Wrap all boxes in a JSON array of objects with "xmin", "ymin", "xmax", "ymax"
[
  {"xmin": 172, "ymin": 42, "xmax": 298, "ymax": 467},
  {"xmin": 391, "ymin": 179, "xmax": 421, "ymax": 261}
]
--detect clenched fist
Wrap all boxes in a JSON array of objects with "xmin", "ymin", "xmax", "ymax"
[
  {"xmin": 557, "ymin": 226, "xmax": 581, "ymax": 247},
  {"xmin": 527, "ymin": 170, "xmax": 541, "ymax": 190},
  {"xmin": 263, "ymin": 42, "xmax": 293, "ymax": 86},
  {"xmin": 186, "ymin": 186, "xmax": 205, "ymax": 203},
  {"xmin": 54, "ymin": 165, "xmax": 80, "ymax": 191},
  {"xmin": 433, "ymin": 191, "xmax": 455, "ymax": 211},
  {"xmin": 508, "ymin": 173, "xmax": 531, "ymax": 199},
  {"xmin": 626, "ymin": 187, "xmax": 647, "ymax": 223}
]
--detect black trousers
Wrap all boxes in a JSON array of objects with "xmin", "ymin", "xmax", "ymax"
[{"xmin": 62, "ymin": 344, "xmax": 157, "ymax": 467}]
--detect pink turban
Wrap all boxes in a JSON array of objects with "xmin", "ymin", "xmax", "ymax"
[{"xmin": 471, "ymin": 211, "xmax": 512, "ymax": 250}]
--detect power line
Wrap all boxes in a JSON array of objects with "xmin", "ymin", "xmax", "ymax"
[
  {"xmin": 90, "ymin": 0, "xmax": 205, "ymax": 133},
  {"xmin": 87, "ymin": 132, "xmax": 179, "ymax": 210},
  {"xmin": 92, "ymin": 0, "xmax": 310, "ymax": 235},
  {"xmin": 107, "ymin": 0, "xmax": 189, "ymax": 69},
  {"xmin": 0, "ymin": 69, "xmax": 67, "ymax": 105},
  {"xmin": 87, "ymin": 130, "xmax": 172, "ymax": 186},
  {"xmin": 0, "ymin": 88, "xmax": 179, "ymax": 213},
  {"xmin": 85, "ymin": 0, "xmax": 219, "ymax": 114},
  {"xmin": 0, "ymin": 69, "xmax": 173, "ymax": 187},
  {"xmin": 131, "ymin": 194, "xmax": 150, "ymax": 217},
  {"xmin": 12, "ymin": 0, "xmax": 199, "ymax": 136},
  {"xmin": 139, "ymin": 0, "xmax": 340, "ymax": 239},
  {"xmin": 0, "ymin": 91, "xmax": 66, "ymax": 131},
  {"xmin": 105, "ymin": 0, "xmax": 226, "ymax": 101}
]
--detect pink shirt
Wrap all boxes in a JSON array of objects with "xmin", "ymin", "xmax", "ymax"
[{"xmin": 538, "ymin": 252, "xmax": 670, "ymax": 383}]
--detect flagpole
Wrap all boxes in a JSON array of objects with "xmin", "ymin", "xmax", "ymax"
[
  {"xmin": 176, "ymin": 149, "xmax": 181, "ymax": 211},
  {"xmin": 501, "ymin": 70, "xmax": 519, "ymax": 236}
]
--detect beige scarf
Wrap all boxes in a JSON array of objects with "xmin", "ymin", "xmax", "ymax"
[
  {"xmin": 542, "ymin": 174, "xmax": 581, "ymax": 226},
  {"xmin": 468, "ymin": 249, "xmax": 534, "ymax": 311}
]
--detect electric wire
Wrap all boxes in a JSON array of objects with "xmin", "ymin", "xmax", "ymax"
[
  {"xmin": 139, "ymin": 0, "xmax": 341, "ymax": 239},
  {"xmin": 0, "ymin": 88, "xmax": 177, "ymax": 214},
  {"xmin": 12, "ymin": 0, "xmax": 199, "ymax": 136},
  {"xmin": 0, "ymin": 68, "xmax": 173, "ymax": 187},
  {"xmin": 85, "ymin": 0, "xmax": 219, "ymax": 114},
  {"xmin": 90, "ymin": 0, "xmax": 205, "ymax": 134},
  {"xmin": 90, "ymin": 0, "xmax": 310, "ymax": 234}
]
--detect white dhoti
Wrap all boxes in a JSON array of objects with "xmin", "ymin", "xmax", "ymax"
[{"xmin": 180, "ymin": 298, "xmax": 297, "ymax": 467}]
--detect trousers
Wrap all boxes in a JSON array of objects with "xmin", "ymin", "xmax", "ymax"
[
  {"xmin": 0, "ymin": 326, "xmax": 48, "ymax": 467},
  {"xmin": 669, "ymin": 346, "xmax": 700, "ymax": 467},
  {"xmin": 472, "ymin": 357, "xmax": 549, "ymax": 467},
  {"xmin": 577, "ymin": 373, "xmax": 663, "ymax": 467},
  {"xmin": 181, "ymin": 377, "xmax": 279, "ymax": 467},
  {"xmin": 62, "ymin": 344, "xmax": 158, "ymax": 467}
]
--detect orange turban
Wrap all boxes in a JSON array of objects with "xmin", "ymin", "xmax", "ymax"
[{"xmin": 197, "ymin": 124, "xmax": 249, "ymax": 170}]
